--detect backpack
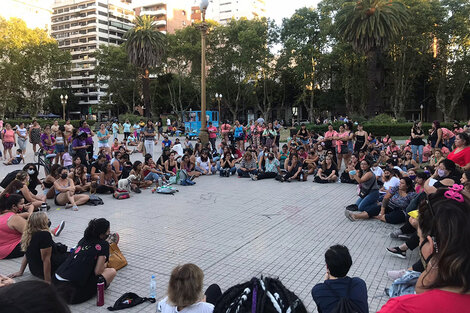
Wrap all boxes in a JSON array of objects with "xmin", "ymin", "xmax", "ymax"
[
  {"xmin": 113, "ymin": 189, "xmax": 130, "ymax": 199},
  {"xmin": 175, "ymin": 169, "xmax": 188, "ymax": 185},
  {"xmin": 68, "ymin": 141, "xmax": 76, "ymax": 157},
  {"xmin": 156, "ymin": 186, "xmax": 178, "ymax": 195},
  {"xmin": 180, "ymin": 178, "xmax": 195, "ymax": 186},
  {"xmin": 87, "ymin": 194, "xmax": 104, "ymax": 206},
  {"xmin": 324, "ymin": 279, "xmax": 360, "ymax": 313},
  {"xmin": 107, "ymin": 292, "xmax": 155, "ymax": 311}
]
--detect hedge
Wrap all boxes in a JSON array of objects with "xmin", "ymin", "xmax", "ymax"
[
  {"xmin": 298, "ymin": 122, "xmax": 454, "ymax": 137},
  {"xmin": 3, "ymin": 119, "xmax": 96, "ymax": 128}
]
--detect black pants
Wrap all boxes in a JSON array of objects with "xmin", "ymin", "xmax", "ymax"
[
  {"xmin": 384, "ymin": 207, "xmax": 408, "ymax": 224},
  {"xmin": 257, "ymin": 171, "xmax": 277, "ymax": 180},
  {"xmin": 124, "ymin": 132, "xmax": 130, "ymax": 140},
  {"xmin": 237, "ymin": 169, "xmax": 257, "ymax": 177},
  {"xmin": 86, "ymin": 144, "xmax": 94, "ymax": 161},
  {"xmin": 209, "ymin": 138, "xmax": 216, "ymax": 151},
  {"xmin": 314, "ymin": 176, "xmax": 332, "ymax": 184},
  {"xmin": 55, "ymin": 274, "xmax": 106, "ymax": 304},
  {"xmin": 340, "ymin": 171, "xmax": 357, "ymax": 184},
  {"xmin": 4, "ymin": 242, "xmax": 24, "ymax": 259},
  {"xmin": 205, "ymin": 284, "xmax": 222, "ymax": 305},
  {"xmin": 96, "ymin": 185, "xmax": 114, "ymax": 194}
]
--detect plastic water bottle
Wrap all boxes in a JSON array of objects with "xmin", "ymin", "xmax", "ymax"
[
  {"xmin": 149, "ymin": 275, "xmax": 157, "ymax": 299},
  {"xmin": 40, "ymin": 202, "xmax": 48, "ymax": 212},
  {"xmin": 96, "ymin": 276, "xmax": 105, "ymax": 306}
]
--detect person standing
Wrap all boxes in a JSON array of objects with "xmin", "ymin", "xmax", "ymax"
[
  {"xmin": 410, "ymin": 121, "xmax": 425, "ymax": 164},
  {"xmin": 143, "ymin": 120, "xmax": 156, "ymax": 159},
  {"xmin": 112, "ymin": 120, "xmax": 119, "ymax": 141},
  {"xmin": 16, "ymin": 123, "xmax": 28, "ymax": 157},
  {"xmin": 79, "ymin": 121, "xmax": 94, "ymax": 161},
  {"xmin": 208, "ymin": 122, "xmax": 218, "ymax": 151},
  {"xmin": 166, "ymin": 117, "xmax": 171, "ymax": 131},
  {"xmin": 29, "ymin": 120, "xmax": 41, "ymax": 154},
  {"xmin": 2, "ymin": 123, "xmax": 16, "ymax": 160},
  {"xmin": 273, "ymin": 120, "xmax": 281, "ymax": 147},
  {"xmin": 63, "ymin": 120, "xmax": 73, "ymax": 149},
  {"xmin": 51, "ymin": 120, "xmax": 59, "ymax": 136},
  {"xmin": 122, "ymin": 120, "xmax": 131, "ymax": 141}
]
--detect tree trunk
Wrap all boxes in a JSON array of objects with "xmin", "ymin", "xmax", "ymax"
[
  {"xmin": 142, "ymin": 69, "xmax": 151, "ymax": 118},
  {"xmin": 366, "ymin": 49, "xmax": 381, "ymax": 118}
]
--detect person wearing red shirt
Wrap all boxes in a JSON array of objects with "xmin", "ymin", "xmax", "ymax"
[
  {"xmin": 207, "ymin": 122, "xmax": 218, "ymax": 151},
  {"xmin": 378, "ymin": 188, "xmax": 470, "ymax": 313},
  {"xmin": 447, "ymin": 133, "xmax": 470, "ymax": 171}
]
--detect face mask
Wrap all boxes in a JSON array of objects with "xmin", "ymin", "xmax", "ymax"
[
  {"xmin": 268, "ymin": 156, "xmax": 274, "ymax": 160},
  {"xmin": 424, "ymin": 170, "xmax": 430, "ymax": 174},
  {"xmin": 61, "ymin": 173, "xmax": 68, "ymax": 179},
  {"xmin": 437, "ymin": 169, "xmax": 446, "ymax": 177},
  {"xmin": 409, "ymin": 175, "xmax": 416, "ymax": 180},
  {"xmin": 384, "ymin": 175, "xmax": 390, "ymax": 179},
  {"xmin": 27, "ymin": 170, "xmax": 35, "ymax": 175}
]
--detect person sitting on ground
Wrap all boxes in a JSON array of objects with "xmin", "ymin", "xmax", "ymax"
[
  {"xmin": 279, "ymin": 153, "xmax": 305, "ymax": 182},
  {"xmin": 447, "ymin": 132, "xmax": 470, "ymax": 171},
  {"xmin": 55, "ymin": 218, "xmax": 117, "ymax": 304},
  {"xmin": 0, "ymin": 280, "xmax": 71, "ymax": 313},
  {"xmin": 213, "ymin": 276, "xmax": 307, "ymax": 313},
  {"xmin": 128, "ymin": 160, "xmax": 152, "ymax": 191},
  {"xmin": 14, "ymin": 171, "xmax": 46, "ymax": 211},
  {"xmin": 181, "ymin": 153, "xmax": 201, "ymax": 179},
  {"xmin": 157, "ymin": 148, "xmax": 171, "ymax": 171},
  {"xmin": 424, "ymin": 159, "xmax": 461, "ymax": 194},
  {"xmin": 162, "ymin": 135, "xmax": 172, "ymax": 150},
  {"xmin": 143, "ymin": 154, "xmax": 167, "ymax": 183},
  {"xmin": 127, "ymin": 133, "xmax": 137, "ymax": 146},
  {"xmin": 90, "ymin": 154, "xmax": 107, "ymax": 181},
  {"xmin": 429, "ymin": 149, "xmax": 444, "ymax": 168},
  {"xmin": 110, "ymin": 151, "xmax": 123, "ymax": 178},
  {"xmin": 377, "ymin": 150, "xmax": 389, "ymax": 168},
  {"xmin": 54, "ymin": 167, "xmax": 89, "ymax": 211},
  {"xmin": 278, "ymin": 144, "xmax": 290, "ymax": 170},
  {"xmin": 237, "ymin": 151, "xmax": 258, "ymax": 178},
  {"xmin": 69, "ymin": 164, "xmax": 91, "ymax": 193},
  {"xmin": 0, "ymin": 194, "xmax": 32, "ymax": 259},
  {"xmin": 9, "ymin": 212, "xmax": 67, "ymax": 283},
  {"xmin": 344, "ymin": 158, "xmax": 380, "ymax": 217},
  {"xmin": 314, "ymin": 155, "xmax": 338, "ymax": 183},
  {"xmin": 3, "ymin": 149, "xmax": 24, "ymax": 165},
  {"xmin": 376, "ymin": 177, "xmax": 417, "ymax": 224},
  {"xmin": 312, "ymin": 245, "xmax": 368, "ymax": 313},
  {"xmin": 164, "ymin": 151, "xmax": 179, "ymax": 176},
  {"xmin": 43, "ymin": 164, "xmax": 61, "ymax": 199},
  {"xmin": 96, "ymin": 162, "xmax": 118, "ymax": 194},
  {"xmin": 158, "ymin": 263, "xmax": 219, "ymax": 313},
  {"xmin": 111, "ymin": 138, "xmax": 120, "ymax": 153},
  {"xmin": 219, "ymin": 150, "xmax": 237, "ymax": 177},
  {"xmin": 401, "ymin": 151, "xmax": 419, "ymax": 173},
  {"xmin": 378, "ymin": 188, "xmax": 470, "ymax": 313},
  {"xmin": 340, "ymin": 154, "xmax": 360, "ymax": 184},
  {"xmin": 196, "ymin": 150, "xmax": 215, "ymax": 175},
  {"xmin": 380, "ymin": 168, "xmax": 401, "ymax": 196},
  {"xmin": 252, "ymin": 152, "xmax": 281, "ymax": 181},
  {"xmin": 303, "ymin": 149, "xmax": 319, "ymax": 176}
]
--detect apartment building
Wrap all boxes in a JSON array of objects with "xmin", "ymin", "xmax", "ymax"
[
  {"xmin": 2, "ymin": 0, "xmax": 53, "ymax": 32},
  {"xmin": 206, "ymin": 0, "xmax": 267, "ymax": 24},
  {"xmin": 51, "ymin": 0, "xmax": 134, "ymax": 110},
  {"xmin": 133, "ymin": 0, "xmax": 191, "ymax": 34}
]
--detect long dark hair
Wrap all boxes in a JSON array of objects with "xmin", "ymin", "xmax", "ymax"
[
  {"xmin": 418, "ymin": 188, "xmax": 470, "ymax": 292},
  {"xmin": 402, "ymin": 177, "xmax": 415, "ymax": 193},
  {"xmin": 0, "ymin": 193, "xmax": 23, "ymax": 213},
  {"xmin": 83, "ymin": 218, "xmax": 110, "ymax": 241}
]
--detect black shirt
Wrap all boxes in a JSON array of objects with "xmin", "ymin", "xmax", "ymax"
[
  {"xmin": 91, "ymin": 162, "xmax": 104, "ymax": 175},
  {"xmin": 323, "ymin": 163, "xmax": 338, "ymax": 176},
  {"xmin": 312, "ymin": 277, "xmax": 368, "ymax": 313},
  {"xmin": 410, "ymin": 128, "xmax": 425, "ymax": 146},
  {"xmin": 56, "ymin": 238, "xmax": 109, "ymax": 286},
  {"xmin": 26, "ymin": 231, "xmax": 55, "ymax": 278}
]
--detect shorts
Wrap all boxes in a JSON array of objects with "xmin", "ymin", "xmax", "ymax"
[
  {"xmin": 3, "ymin": 142, "xmax": 14, "ymax": 149},
  {"xmin": 17, "ymin": 138, "xmax": 27, "ymax": 151},
  {"xmin": 55, "ymin": 144, "xmax": 65, "ymax": 153},
  {"xmin": 300, "ymin": 139, "xmax": 309, "ymax": 145},
  {"xmin": 98, "ymin": 142, "xmax": 109, "ymax": 148},
  {"xmin": 12, "ymin": 158, "xmax": 20, "ymax": 164}
]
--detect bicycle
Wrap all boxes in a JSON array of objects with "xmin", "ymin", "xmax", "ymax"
[{"xmin": 35, "ymin": 148, "xmax": 56, "ymax": 176}]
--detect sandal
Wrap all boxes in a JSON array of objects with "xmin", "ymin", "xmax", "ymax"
[
  {"xmin": 72, "ymin": 205, "xmax": 79, "ymax": 211},
  {"xmin": 386, "ymin": 247, "xmax": 406, "ymax": 259}
]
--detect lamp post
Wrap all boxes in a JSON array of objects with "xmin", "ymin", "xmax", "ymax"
[
  {"xmin": 215, "ymin": 93, "xmax": 222, "ymax": 122},
  {"xmin": 198, "ymin": 0, "xmax": 209, "ymax": 145},
  {"xmin": 60, "ymin": 94, "xmax": 68, "ymax": 120},
  {"xmin": 420, "ymin": 104, "xmax": 424, "ymax": 122}
]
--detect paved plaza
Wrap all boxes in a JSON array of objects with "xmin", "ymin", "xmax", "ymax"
[{"xmin": 0, "ymin": 137, "xmax": 417, "ymax": 313}]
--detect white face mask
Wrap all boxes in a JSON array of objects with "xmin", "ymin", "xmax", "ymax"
[{"xmin": 27, "ymin": 170, "xmax": 35, "ymax": 175}]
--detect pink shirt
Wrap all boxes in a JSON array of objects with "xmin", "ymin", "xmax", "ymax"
[
  {"xmin": 441, "ymin": 127, "xmax": 455, "ymax": 139},
  {"xmin": 0, "ymin": 212, "xmax": 22, "ymax": 259},
  {"xmin": 324, "ymin": 130, "xmax": 338, "ymax": 146},
  {"xmin": 208, "ymin": 126, "xmax": 218, "ymax": 139},
  {"xmin": 2, "ymin": 129, "xmax": 15, "ymax": 143},
  {"xmin": 336, "ymin": 131, "xmax": 349, "ymax": 147},
  {"xmin": 221, "ymin": 124, "xmax": 231, "ymax": 134}
]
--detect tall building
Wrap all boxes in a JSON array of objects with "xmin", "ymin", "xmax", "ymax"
[
  {"xmin": 133, "ymin": 0, "xmax": 191, "ymax": 34},
  {"xmin": 206, "ymin": 0, "xmax": 266, "ymax": 24},
  {"xmin": 2, "ymin": 0, "xmax": 53, "ymax": 32},
  {"xmin": 51, "ymin": 0, "xmax": 134, "ymax": 112}
]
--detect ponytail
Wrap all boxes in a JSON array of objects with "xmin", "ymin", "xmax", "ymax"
[{"xmin": 83, "ymin": 218, "xmax": 110, "ymax": 241}]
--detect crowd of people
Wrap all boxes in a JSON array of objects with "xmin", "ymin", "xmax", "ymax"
[{"xmin": 0, "ymin": 116, "xmax": 469, "ymax": 312}]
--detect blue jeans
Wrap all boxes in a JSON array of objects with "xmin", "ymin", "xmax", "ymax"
[
  {"xmin": 144, "ymin": 172, "xmax": 161, "ymax": 181},
  {"xmin": 355, "ymin": 190, "xmax": 380, "ymax": 216},
  {"xmin": 410, "ymin": 145, "xmax": 423, "ymax": 163}
]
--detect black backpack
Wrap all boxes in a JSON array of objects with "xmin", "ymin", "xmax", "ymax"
[
  {"xmin": 107, "ymin": 292, "xmax": 155, "ymax": 311},
  {"xmin": 325, "ymin": 279, "xmax": 361, "ymax": 313},
  {"xmin": 87, "ymin": 194, "xmax": 104, "ymax": 206}
]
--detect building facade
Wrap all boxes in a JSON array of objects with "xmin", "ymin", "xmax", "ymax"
[
  {"xmin": 2, "ymin": 0, "xmax": 53, "ymax": 32},
  {"xmin": 133, "ymin": 0, "xmax": 191, "ymax": 34},
  {"xmin": 51, "ymin": 0, "xmax": 134, "ymax": 112},
  {"xmin": 206, "ymin": 0, "xmax": 266, "ymax": 24}
]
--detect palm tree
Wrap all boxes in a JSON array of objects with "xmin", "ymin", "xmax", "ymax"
[
  {"xmin": 336, "ymin": 0, "xmax": 409, "ymax": 116},
  {"xmin": 124, "ymin": 15, "xmax": 166, "ymax": 117}
]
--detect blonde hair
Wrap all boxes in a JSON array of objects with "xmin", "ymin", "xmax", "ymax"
[
  {"xmin": 167, "ymin": 264, "xmax": 204, "ymax": 307},
  {"xmin": 21, "ymin": 212, "xmax": 50, "ymax": 251}
]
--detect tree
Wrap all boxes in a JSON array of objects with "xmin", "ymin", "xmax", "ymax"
[
  {"xmin": 336, "ymin": 0, "xmax": 409, "ymax": 116},
  {"xmin": 124, "ymin": 15, "xmax": 166, "ymax": 118},
  {"xmin": 0, "ymin": 17, "xmax": 70, "ymax": 117}
]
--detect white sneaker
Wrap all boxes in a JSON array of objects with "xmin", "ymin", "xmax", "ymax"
[{"xmin": 387, "ymin": 269, "xmax": 406, "ymax": 280}]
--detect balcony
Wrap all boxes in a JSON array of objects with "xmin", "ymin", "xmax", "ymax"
[
  {"xmin": 71, "ymin": 48, "xmax": 96, "ymax": 55},
  {"xmin": 138, "ymin": 0, "xmax": 166, "ymax": 7},
  {"xmin": 154, "ymin": 19, "xmax": 167, "ymax": 27},
  {"xmin": 140, "ymin": 9, "xmax": 166, "ymax": 17}
]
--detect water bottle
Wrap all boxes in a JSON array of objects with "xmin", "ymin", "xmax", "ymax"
[
  {"xmin": 40, "ymin": 202, "xmax": 47, "ymax": 212},
  {"xmin": 149, "ymin": 275, "xmax": 157, "ymax": 299},
  {"xmin": 96, "ymin": 276, "xmax": 105, "ymax": 306},
  {"xmin": 157, "ymin": 178, "xmax": 163, "ymax": 187}
]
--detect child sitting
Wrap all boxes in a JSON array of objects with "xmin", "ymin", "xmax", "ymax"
[{"xmin": 4, "ymin": 149, "xmax": 24, "ymax": 165}]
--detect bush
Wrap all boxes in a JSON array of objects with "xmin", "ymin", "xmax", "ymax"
[
  {"xmin": 303, "ymin": 122, "xmax": 454, "ymax": 137},
  {"xmin": 118, "ymin": 114, "xmax": 143, "ymax": 124},
  {"xmin": 3, "ymin": 119, "xmax": 96, "ymax": 128}
]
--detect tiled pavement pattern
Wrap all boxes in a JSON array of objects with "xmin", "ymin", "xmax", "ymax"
[{"xmin": 0, "ymin": 136, "xmax": 417, "ymax": 313}]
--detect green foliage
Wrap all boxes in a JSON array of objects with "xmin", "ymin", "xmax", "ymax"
[
  {"xmin": 118, "ymin": 114, "xmax": 142, "ymax": 124},
  {"xmin": 4, "ymin": 119, "xmax": 95, "ymax": 128}
]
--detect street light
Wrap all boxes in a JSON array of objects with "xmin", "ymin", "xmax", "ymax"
[
  {"xmin": 199, "ymin": 0, "xmax": 210, "ymax": 144},
  {"xmin": 420, "ymin": 104, "xmax": 424, "ymax": 122},
  {"xmin": 60, "ymin": 94, "xmax": 68, "ymax": 120},
  {"xmin": 215, "ymin": 93, "xmax": 222, "ymax": 122}
]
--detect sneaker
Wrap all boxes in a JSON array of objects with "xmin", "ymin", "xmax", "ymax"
[
  {"xmin": 398, "ymin": 234, "xmax": 412, "ymax": 241},
  {"xmin": 389, "ymin": 229, "xmax": 403, "ymax": 239},
  {"xmin": 251, "ymin": 175, "xmax": 258, "ymax": 181},
  {"xmin": 387, "ymin": 269, "xmax": 406, "ymax": 280},
  {"xmin": 344, "ymin": 209, "xmax": 356, "ymax": 221},
  {"xmin": 384, "ymin": 288, "xmax": 390, "ymax": 297},
  {"xmin": 345, "ymin": 204, "xmax": 359, "ymax": 211},
  {"xmin": 72, "ymin": 205, "xmax": 79, "ymax": 211},
  {"xmin": 386, "ymin": 247, "xmax": 406, "ymax": 259},
  {"xmin": 52, "ymin": 221, "xmax": 65, "ymax": 237}
]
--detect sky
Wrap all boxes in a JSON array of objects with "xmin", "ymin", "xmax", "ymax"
[{"xmin": 266, "ymin": 0, "xmax": 321, "ymax": 25}]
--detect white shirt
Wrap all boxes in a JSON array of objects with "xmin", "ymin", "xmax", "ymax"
[
  {"xmin": 158, "ymin": 297, "xmax": 214, "ymax": 313},
  {"xmin": 382, "ymin": 176, "xmax": 400, "ymax": 193},
  {"xmin": 196, "ymin": 157, "xmax": 210, "ymax": 171},
  {"xmin": 167, "ymin": 119, "xmax": 171, "ymax": 126},
  {"xmin": 371, "ymin": 166, "xmax": 383, "ymax": 179},
  {"xmin": 172, "ymin": 144, "xmax": 183, "ymax": 157}
]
